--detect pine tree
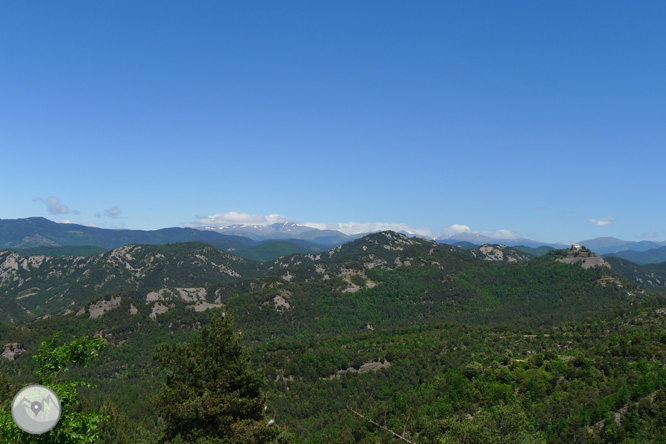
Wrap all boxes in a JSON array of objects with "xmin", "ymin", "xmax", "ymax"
[{"xmin": 153, "ymin": 312, "xmax": 288, "ymax": 444}]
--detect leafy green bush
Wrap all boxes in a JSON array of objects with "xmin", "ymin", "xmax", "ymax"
[{"xmin": 0, "ymin": 333, "xmax": 106, "ymax": 443}]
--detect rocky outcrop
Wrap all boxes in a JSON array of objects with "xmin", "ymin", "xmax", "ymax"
[
  {"xmin": 556, "ymin": 250, "xmax": 610, "ymax": 269},
  {"xmin": 89, "ymin": 296, "xmax": 122, "ymax": 319},
  {"xmin": 471, "ymin": 244, "xmax": 531, "ymax": 262},
  {"xmin": 2, "ymin": 342, "xmax": 25, "ymax": 361},
  {"xmin": 327, "ymin": 360, "xmax": 391, "ymax": 379}
]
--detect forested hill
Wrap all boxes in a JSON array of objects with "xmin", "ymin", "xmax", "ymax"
[
  {"xmin": 0, "ymin": 231, "xmax": 643, "ymax": 326},
  {"xmin": 0, "ymin": 243, "xmax": 262, "ymax": 323},
  {"xmin": 2, "ymin": 231, "xmax": 665, "ymax": 442},
  {"xmin": 605, "ymin": 256, "xmax": 666, "ymax": 288},
  {"xmin": 0, "ymin": 232, "xmax": 646, "ymax": 347},
  {"xmin": 605, "ymin": 246, "xmax": 666, "ymax": 265},
  {"xmin": 217, "ymin": 232, "xmax": 642, "ymax": 342}
]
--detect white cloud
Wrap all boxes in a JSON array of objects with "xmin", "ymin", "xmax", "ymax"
[
  {"xmin": 105, "ymin": 206, "xmax": 122, "ymax": 219},
  {"xmin": 441, "ymin": 224, "xmax": 472, "ymax": 236},
  {"xmin": 482, "ymin": 229, "xmax": 521, "ymax": 239},
  {"xmin": 96, "ymin": 206, "xmax": 122, "ymax": 219},
  {"xmin": 636, "ymin": 231, "xmax": 657, "ymax": 239},
  {"xmin": 437, "ymin": 225, "xmax": 523, "ymax": 240},
  {"xmin": 190, "ymin": 212, "xmax": 289, "ymax": 227},
  {"xmin": 33, "ymin": 196, "xmax": 78, "ymax": 215},
  {"xmin": 588, "ymin": 216, "xmax": 614, "ymax": 227}
]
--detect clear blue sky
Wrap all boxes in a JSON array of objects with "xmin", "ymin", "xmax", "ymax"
[{"xmin": 2, "ymin": 1, "xmax": 664, "ymax": 243}]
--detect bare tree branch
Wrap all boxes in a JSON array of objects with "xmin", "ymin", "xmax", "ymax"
[
  {"xmin": 403, "ymin": 410, "xmax": 411, "ymax": 437},
  {"xmin": 347, "ymin": 404, "xmax": 417, "ymax": 444}
]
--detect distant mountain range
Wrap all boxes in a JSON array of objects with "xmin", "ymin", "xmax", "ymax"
[
  {"xmin": 441, "ymin": 234, "xmax": 666, "ymax": 264},
  {"xmin": 604, "ymin": 247, "xmax": 666, "ymax": 266},
  {"xmin": 436, "ymin": 232, "xmax": 565, "ymax": 249},
  {"xmin": 196, "ymin": 222, "xmax": 363, "ymax": 246},
  {"xmin": 0, "ymin": 218, "xmax": 324, "ymax": 262},
  {"xmin": 3, "ymin": 217, "xmax": 666, "ymax": 265},
  {"xmin": 0, "ymin": 217, "xmax": 256, "ymax": 251},
  {"xmin": 576, "ymin": 237, "xmax": 666, "ymax": 255}
]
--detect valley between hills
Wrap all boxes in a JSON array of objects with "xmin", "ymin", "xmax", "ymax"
[{"xmin": 2, "ymin": 225, "xmax": 666, "ymax": 442}]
